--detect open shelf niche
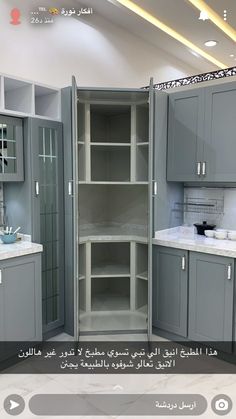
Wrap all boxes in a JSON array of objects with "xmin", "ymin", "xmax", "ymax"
[
  {"xmin": 35, "ymin": 85, "xmax": 60, "ymax": 119},
  {"xmin": 91, "ymin": 242, "xmax": 130, "ymax": 277},
  {"xmin": 90, "ymin": 104, "xmax": 131, "ymax": 143},
  {"xmin": 4, "ymin": 77, "xmax": 33, "ymax": 114},
  {"xmin": 78, "ymin": 184, "xmax": 148, "ymax": 238}
]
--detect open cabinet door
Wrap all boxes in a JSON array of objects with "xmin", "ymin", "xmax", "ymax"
[
  {"xmin": 148, "ymin": 78, "xmax": 154, "ymax": 341},
  {"xmin": 72, "ymin": 76, "xmax": 80, "ymax": 341}
]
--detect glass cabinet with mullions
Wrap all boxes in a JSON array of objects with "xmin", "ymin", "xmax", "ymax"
[{"xmin": 0, "ymin": 115, "xmax": 24, "ymax": 181}]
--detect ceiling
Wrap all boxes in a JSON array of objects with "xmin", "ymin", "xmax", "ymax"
[{"xmin": 77, "ymin": 0, "xmax": 236, "ymax": 73}]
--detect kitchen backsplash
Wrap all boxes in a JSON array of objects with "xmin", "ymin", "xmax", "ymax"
[{"xmin": 184, "ymin": 187, "xmax": 236, "ymax": 230}]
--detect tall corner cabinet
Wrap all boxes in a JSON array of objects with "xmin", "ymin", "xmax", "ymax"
[{"xmin": 62, "ymin": 78, "xmax": 183, "ymax": 341}]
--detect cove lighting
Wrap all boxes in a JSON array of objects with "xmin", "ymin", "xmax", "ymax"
[{"xmin": 114, "ymin": 0, "xmax": 227, "ymax": 69}]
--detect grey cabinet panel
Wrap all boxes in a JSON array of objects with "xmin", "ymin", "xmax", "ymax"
[
  {"xmin": 30, "ymin": 119, "xmax": 64, "ymax": 336},
  {"xmin": 153, "ymin": 246, "xmax": 188, "ymax": 337},
  {"xmin": 0, "ymin": 115, "xmax": 24, "ymax": 182},
  {"xmin": 0, "ymin": 254, "xmax": 42, "ymax": 341},
  {"xmin": 167, "ymin": 89, "xmax": 204, "ymax": 182},
  {"xmin": 189, "ymin": 252, "xmax": 234, "ymax": 347},
  {"xmin": 204, "ymin": 84, "xmax": 236, "ymax": 182}
]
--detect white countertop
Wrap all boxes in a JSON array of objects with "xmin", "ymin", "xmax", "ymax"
[
  {"xmin": 0, "ymin": 238, "xmax": 43, "ymax": 261},
  {"xmin": 153, "ymin": 226, "xmax": 236, "ymax": 258}
]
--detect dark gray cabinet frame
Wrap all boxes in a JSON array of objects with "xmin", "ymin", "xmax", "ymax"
[{"xmin": 0, "ymin": 114, "xmax": 24, "ymax": 182}]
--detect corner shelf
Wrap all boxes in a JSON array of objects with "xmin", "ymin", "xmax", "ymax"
[{"xmin": 91, "ymin": 263, "xmax": 130, "ymax": 278}]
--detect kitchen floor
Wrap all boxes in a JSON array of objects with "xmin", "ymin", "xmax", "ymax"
[{"xmin": 0, "ymin": 367, "xmax": 235, "ymax": 418}]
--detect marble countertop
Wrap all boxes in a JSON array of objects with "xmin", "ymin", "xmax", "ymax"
[
  {"xmin": 153, "ymin": 226, "xmax": 236, "ymax": 258},
  {"xmin": 0, "ymin": 237, "xmax": 43, "ymax": 261}
]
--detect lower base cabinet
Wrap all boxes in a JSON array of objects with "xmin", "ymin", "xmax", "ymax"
[
  {"xmin": 0, "ymin": 254, "xmax": 42, "ymax": 342},
  {"xmin": 188, "ymin": 252, "xmax": 234, "ymax": 349},
  {"xmin": 153, "ymin": 246, "xmax": 235, "ymax": 352},
  {"xmin": 153, "ymin": 246, "xmax": 188, "ymax": 337}
]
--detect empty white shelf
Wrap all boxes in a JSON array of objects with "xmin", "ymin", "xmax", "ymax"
[{"xmin": 91, "ymin": 263, "xmax": 130, "ymax": 277}]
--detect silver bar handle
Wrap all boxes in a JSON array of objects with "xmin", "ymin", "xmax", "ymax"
[
  {"xmin": 35, "ymin": 181, "xmax": 39, "ymax": 196},
  {"xmin": 181, "ymin": 256, "xmax": 186, "ymax": 271},
  {"xmin": 153, "ymin": 181, "xmax": 158, "ymax": 196},
  {"xmin": 68, "ymin": 180, "xmax": 73, "ymax": 196},
  {"xmin": 202, "ymin": 161, "xmax": 206, "ymax": 176},
  {"xmin": 227, "ymin": 264, "xmax": 232, "ymax": 280},
  {"xmin": 0, "ymin": 269, "xmax": 2, "ymax": 285},
  {"xmin": 197, "ymin": 162, "xmax": 201, "ymax": 176}
]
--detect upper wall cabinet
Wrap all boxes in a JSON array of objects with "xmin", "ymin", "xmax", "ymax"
[
  {"xmin": 0, "ymin": 74, "xmax": 61, "ymax": 121},
  {"xmin": 167, "ymin": 88, "xmax": 204, "ymax": 182},
  {"xmin": 0, "ymin": 115, "xmax": 24, "ymax": 181},
  {"xmin": 167, "ymin": 81, "xmax": 236, "ymax": 183},
  {"xmin": 204, "ymin": 83, "xmax": 236, "ymax": 182}
]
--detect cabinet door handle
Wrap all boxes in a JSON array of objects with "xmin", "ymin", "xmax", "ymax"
[
  {"xmin": 68, "ymin": 180, "xmax": 73, "ymax": 196},
  {"xmin": 181, "ymin": 256, "xmax": 186, "ymax": 271},
  {"xmin": 0, "ymin": 269, "xmax": 2, "ymax": 285},
  {"xmin": 35, "ymin": 181, "xmax": 39, "ymax": 196},
  {"xmin": 197, "ymin": 162, "xmax": 201, "ymax": 176},
  {"xmin": 153, "ymin": 181, "xmax": 158, "ymax": 196},
  {"xmin": 202, "ymin": 161, "xmax": 206, "ymax": 176},
  {"xmin": 227, "ymin": 264, "xmax": 232, "ymax": 280}
]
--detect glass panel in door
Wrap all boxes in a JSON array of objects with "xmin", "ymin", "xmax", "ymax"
[{"xmin": 38, "ymin": 126, "xmax": 63, "ymax": 333}]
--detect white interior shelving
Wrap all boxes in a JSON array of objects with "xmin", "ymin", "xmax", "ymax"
[
  {"xmin": 77, "ymin": 100, "xmax": 149, "ymax": 183},
  {"xmin": 77, "ymin": 89, "xmax": 149, "ymax": 333},
  {"xmin": 0, "ymin": 73, "xmax": 60, "ymax": 120}
]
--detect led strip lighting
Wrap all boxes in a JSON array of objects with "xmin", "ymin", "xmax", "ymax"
[
  {"xmin": 188, "ymin": 0, "xmax": 236, "ymax": 43},
  {"xmin": 114, "ymin": 0, "xmax": 227, "ymax": 69}
]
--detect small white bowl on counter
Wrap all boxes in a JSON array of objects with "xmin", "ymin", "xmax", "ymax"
[
  {"xmin": 215, "ymin": 230, "xmax": 228, "ymax": 240},
  {"xmin": 204, "ymin": 230, "xmax": 215, "ymax": 238},
  {"xmin": 227, "ymin": 231, "xmax": 236, "ymax": 241}
]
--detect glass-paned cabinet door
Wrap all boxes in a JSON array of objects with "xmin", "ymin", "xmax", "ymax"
[
  {"xmin": 0, "ymin": 115, "xmax": 24, "ymax": 181},
  {"xmin": 31, "ymin": 119, "xmax": 64, "ymax": 336}
]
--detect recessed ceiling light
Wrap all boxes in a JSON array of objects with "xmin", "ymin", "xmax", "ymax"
[
  {"xmin": 204, "ymin": 40, "xmax": 218, "ymax": 47},
  {"xmin": 230, "ymin": 54, "xmax": 234, "ymax": 57}
]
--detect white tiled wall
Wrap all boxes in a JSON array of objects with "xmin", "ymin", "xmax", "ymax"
[{"xmin": 184, "ymin": 187, "xmax": 236, "ymax": 230}]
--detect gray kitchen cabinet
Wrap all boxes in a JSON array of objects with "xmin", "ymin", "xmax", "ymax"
[
  {"xmin": 153, "ymin": 246, "xmax": 188, "ymax": 337},
  {"xmin": 167, "ymin": 88, "xmax": 204, "ymax": 182},
  {"xmin": 30, "ymin": 119, "xmax": 64, "ymax": 337},
  {"xmin": 0, "ymin": 115, "xmax": 24, "ymax": 181},
  {"xmin": 204, "ymin": 83, "xmax": 236, "ymax": 182},
  {"xmin": 3, "ymin": 118, "xmax": 64, "ymax": 339},
  {"xmin": 167, "ymin": 81, "xmax": 236, "ymax": 183},
  {"xmin": 189, "ymin": 252, "xmax": 234, "ymax": 350},
  {"xmin": 0, "ymin": 254, "xmax": 42, "ymax": 341}
]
